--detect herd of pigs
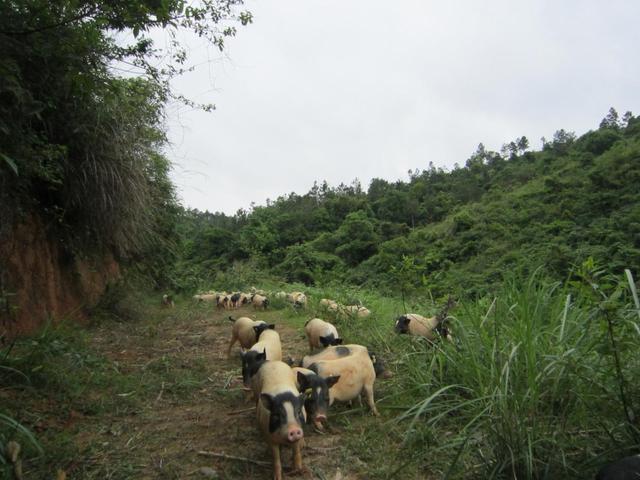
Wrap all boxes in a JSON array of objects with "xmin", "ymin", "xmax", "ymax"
[
  {"xmin": 185, "ymin": 288, "xmax": 451, "ymax": 480},
  {"xmin": 181, "ymin": 288, "xmax": 635, "ymax": 480},
  {"xmin": 190, "ymin": 289, "xmax": 373, "ymax": 320}
]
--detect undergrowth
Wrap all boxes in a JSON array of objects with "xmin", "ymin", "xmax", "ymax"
[{"xmin": 2, "ymin": 267, "xmax": 639, "ymax": 479}]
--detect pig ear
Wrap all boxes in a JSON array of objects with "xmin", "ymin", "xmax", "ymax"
[
  {"xmin": 297, "ymin": 371, "xmax": 309, "ymax": 390},
  {"xmin": 325, "ymin": 375, "xmax": 341, "ymax": 389},
  {"xmin": 253, "ymin": 325, "xmax": 261, "ymax": 334},
  {"xmin": 267, "ymin": 324, "xmax": 275, "ymax": 330},
  {"xmin": 319, "ymin": 335, "xmax": 329, "ymax": 346},
  {"xmin": 260, "ymin": 393, "xmax": 273, "ymax": 411}
]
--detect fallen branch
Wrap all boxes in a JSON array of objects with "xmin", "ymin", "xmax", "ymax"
[
  {"xmin": 306, "ymin": 446, "xmax": 339, "ymax": 453},
  {"xmin": 227, "ymin": 407, "xmax": 255, "ymax": 415},
  {"xmin": 197, "ymin": 450, "xmax": 271, "ymax": 467},
  {"xmin": 155, "ymin": 381, "xmax": 165, "ymax": 403}
]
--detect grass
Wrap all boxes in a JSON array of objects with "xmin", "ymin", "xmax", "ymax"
[
  {"xmin": 0, "ymin": 292, "xmax": 217, "ymax": 478},
  {"xmin": 2, "ymin": 272, "xmax": 639, "ymax": 478},
  {"xmin": 250, "ymin": 272, "xmax": 640, "ymax": 478}
]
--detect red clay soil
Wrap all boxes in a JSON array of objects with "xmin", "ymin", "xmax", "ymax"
[{"xmin": 0, "ymin": 215, "xmax": 120, "ymax": 338}]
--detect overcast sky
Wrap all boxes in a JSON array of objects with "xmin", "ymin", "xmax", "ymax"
[{"xmin": 162, "ymin": 0, "xmax": 640, "ymax": 215}]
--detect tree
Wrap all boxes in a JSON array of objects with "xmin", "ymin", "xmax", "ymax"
[
  {"xmin": 0, "ymin": 0, "xmax": 252, "ymax": 267},
  {"xmin": 333, "ymin": 211, "xmax": 379, "ymax": 266},
  {"xmin": 516, "ymin": 136, "xmax": 529, "ymax": 155},
  {"xmin": 548, "ymin": 129, "xmax": 577, "ymax": 154},
  {"xmin": 600, "ymin": 107, "xmax": 620, "ymax": 129}
]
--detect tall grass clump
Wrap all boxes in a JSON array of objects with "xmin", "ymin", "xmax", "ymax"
[{"xmin": 397, "ymin": 269, "xmax": 640, "ymax": 479}]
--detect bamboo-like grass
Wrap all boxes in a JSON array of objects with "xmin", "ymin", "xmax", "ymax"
[{"xmin": 392, "ymin": 271, "xmax": 640, "ymax": 479}]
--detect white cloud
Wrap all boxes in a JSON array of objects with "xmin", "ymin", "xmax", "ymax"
[{"xmin": 163, "ymin": 0, "xmax": 640, "ymax": 214}]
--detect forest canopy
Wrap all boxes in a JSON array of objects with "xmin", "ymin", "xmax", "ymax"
[{"xmin": 171, "ymin": 108, "xmax": 640, "ymax": 297}]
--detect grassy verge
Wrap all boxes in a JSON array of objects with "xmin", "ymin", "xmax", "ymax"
[
  {"xmin": 253, "ymin": 271, "xmax": 640, "ymax": 478},
  {"xmin": 0, "ymin": 291, "xmax": 214, "ymax": 478},
  {"xmin": 2, "ymin": 270, "xmax": 639, "ymax": 479}
]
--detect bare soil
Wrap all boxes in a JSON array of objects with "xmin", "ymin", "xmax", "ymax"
[{"xmin": 76, "ymin": 306, "xmax": 366, "ymax": 480}]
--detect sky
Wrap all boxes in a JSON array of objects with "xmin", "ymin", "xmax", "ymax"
[{"xmin": 161, "ymin": 0, "xmax": 640, "ymax": 215}]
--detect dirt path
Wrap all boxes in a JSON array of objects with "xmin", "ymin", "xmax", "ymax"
[{"xmin": 83, "ymin": 306, "xmax": 360, "ymax": 480}]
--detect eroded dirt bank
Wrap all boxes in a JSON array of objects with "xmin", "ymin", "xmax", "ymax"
[{"xmin": 0, "ymin": 215, "xmax": 120, "ymax": 338}]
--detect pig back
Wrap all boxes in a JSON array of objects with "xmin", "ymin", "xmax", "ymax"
[
  {"xmin": 311, "ymin": 354, "xmax": 375, "ymax": 403},
  {"xmin": 408, "ymin": 315, "xmax": 438, "ymax": 338},
  {"xmin": 234, "ymin": 317, "xmax": 264, "ymax": 348},
  {"xmin": 302, "ymin": 344, "xmax": 368, "ymax": 368},
  {"xmin": 251, "ymin": 360, "xmax": 296, "ymax": 400},
  {"xmin": 253, "ymin": 329, "xmax": 282, "ymax": 361}
]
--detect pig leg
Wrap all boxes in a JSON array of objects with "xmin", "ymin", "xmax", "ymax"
[
  {"xmin": 292, "ymin": 440, "xmax": 303, "ymax": 471},
  {"xmin": 227, "ymin": 334, "xmax": 237, "ymax": 358},
  {"xmin": 271, "ymin": 444, "xmax": 282, "ymax": 480},
  {"xmin": 363, "ymin": 384, "xmax": 379, "ymax": 416}
]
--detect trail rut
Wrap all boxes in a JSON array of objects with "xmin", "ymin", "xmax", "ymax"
[{"xmin": 84, "ymin": 306, "xmax": 363, "ymax": 479}]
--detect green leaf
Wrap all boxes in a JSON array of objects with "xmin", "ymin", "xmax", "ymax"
[{"xmin": 0, "ymin": 153, "xmax": 18, "ymax": 175}]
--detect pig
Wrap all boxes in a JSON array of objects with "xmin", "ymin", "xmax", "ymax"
[
  {"xmin": 319, "ymin": 298, "xmax": 338, "ymax": 309},
  {"xmin": 230, "ymin": 292, "xmax": 242, "ymax": 308},
  {"xmin": 306, "ymin": 352, "xmax": 379, "ymax": 416},
  {"xmin": 240, "ymin": 292, "xmax": 252, "ymax": 305},
  {"xmin": 216, "ymin": 294, "xmax": 232, "ymax": 310},
  {"xmin": 301, "ymin": 344, "xmax": 355, "ymax": 367},
  {"xmin": 320, "ymin": 299, "xmax": 340, "ymax": 314},
  {"xmin": 338, "ymin": 305, "xmax": 370, "ymax": 319},
  {"xmin": 304, "ymin": 318, "xmax": 342, "ymax": 351},
  {"xmin": 161, "ymin": 294, "xmax": 174, "ymax": 308},
  {"xmin": 292, "ymin": 367, "xmax": 340, "ymax": 429},
  {"xmin": 242, "ymin": 327, "xmax": 282, "ymax": 386},
  {"xmin": 301, "ymin": 344, "xmax": 391, "ymax": 379},
  {"xmin": 226, "ymin": 316, "xmax": 272, "ymax": 358},
  {"xmin": 394, "ymin": 313, "xmax": 452, "ymax": 342},
  {"xmin": 327, "ymin": 301, "xmax": 340, "ymax": 313},
  {"xmin": 194, "ymin": 293, "xmax": 217, "ymax": 303},
  {"xmin": 596, "ymin": 454, "xmax": 640, "ymax": 480},
  {"xmin": 255, "ymin": 361, "xmax": 307, "ymax": 480},
  {"xmin": 252, "ymin": 294, "xmax": 269, "ymax": 310},
  {"xmin": 287, "ymin": 292, "xmax": 307, "ymax": 308},
  {"xmin": 252, "ymin": 328, "xmax": 282, "ymax": 362}
]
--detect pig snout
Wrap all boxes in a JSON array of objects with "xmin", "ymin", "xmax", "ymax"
[
  {"xmin": 313, "ymin": 413, "xmax": 327, "ymax": 430},
  {"xmin": 287, "ymin": 426, "xmax": 304, "ymax": 443}
]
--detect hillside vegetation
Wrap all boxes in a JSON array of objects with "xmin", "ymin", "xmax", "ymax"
[
  {"xmin": 1, "ymin": 271, "xmax": 639, "ymax": 478},
  {"xmin": 170, "ymin": 108, "xmax": 640, "ymax": 298},
  {"xmin": 1, "ymin": 1, "xmax": 640, "ymax": 478}
]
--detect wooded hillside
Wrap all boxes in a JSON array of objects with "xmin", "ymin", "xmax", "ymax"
[{"xmin": 171, "ymin": 109, "xmax": 640, "ymax": 297}]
